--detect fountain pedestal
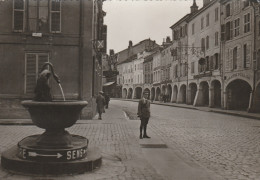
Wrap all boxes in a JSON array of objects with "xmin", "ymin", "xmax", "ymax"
[{"xmin": 1, "ymin": 100, "xmax": 102, "ymax": 175}]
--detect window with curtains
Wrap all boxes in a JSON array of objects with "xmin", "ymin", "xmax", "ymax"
[
  {"xmin": 191, "ymin": 62, "xmax": 194, "ymax": 74},
  {"xmin": 234, "ymin": 18, "xmax": 240, "ymax": 37},
  {"xmin": 24, "ymin": 53, "xmax": 49, "ymax": 94},
  {"xmin": 27, "ymin": 0, "xmax": 49, "ymax": 32},
  {"xmin": 50, "ymin": 0, "xmax": 61, "ymax": 33},
  {"xmin": 206, "ymin": 13, "xmax": 209, "ymax": 27},
  {"xmin": 13, "ymin": 0, "xmax": 61, "ymax": 33},
  {"xmin": 192, "ymin": 23, "xmax": 195, "ymax": 35},
  {"xmin": 226, "ymin": 4, "xmax": 231, "ymax": 17},
  {"xmin": 244, "ymin": 13, "xmax": 250, "ymax": 33},
  {"xmin": 201, "ymin": 17, "xmax": 204, "ymax": 29},
  {"xmin": 206, "ymin": 36, "xmax": 209, "ymax": 50},
  {"xmin": 215, "ymin": 7, "xmax": 218, "ymax": 22},
  {"xmin": 201, "ymin": 38, "xmax": 205, "ymax": 53},
  {"xmin": 13, "ymin": 0, "xmax": 25, "ymax": 32}
]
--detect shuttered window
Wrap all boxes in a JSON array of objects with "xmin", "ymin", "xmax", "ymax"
[
  {"xmin": 13, "ymin": 0, "xmax": 25, "ymax": 32},
  {"xmin": 50, "ymin": 0, "xmax": 61, "ymax": 33},
  {"xmin": 25, "ymin": 53, "xmax": 49, "ymax": 94},
  {"xmin": 233, "ymin": 47, "xmax": 238, "ymax": 69}
]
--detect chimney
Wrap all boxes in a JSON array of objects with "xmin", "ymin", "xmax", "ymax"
[
  {"xmin": 128, "ymin": 40, "xmax": 133, "ymax": 57},
  {"xmin": 128, "ymin": 40, "xmax": 133, "ymax": 48},
  {"xmin": 203, "ymin": 0, "xmax": 210, "ymax": 6},
  {"xmin": 166, "ymin": 36, "xmax": 171, "ymax": 43},
  {"xmin": 190, "ymin": 0, "xmax": 198, "ymax": 13},
  {"xmin": 109, "ymin": 49, "xmax": 114, "ymax": 56}
]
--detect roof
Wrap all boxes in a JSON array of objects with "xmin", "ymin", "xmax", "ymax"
[
  {"xmin": 144, "ymin": 51, "xmax": 157, "ymax": 63},
  {"xmin": 187, "ymin": 0, "xmax": 218, "ymax": 22},
  {"xmin": 170, "ymin": 14, "xmax": 191, "ymax": 29},
  {"xmin": 117, "ymin": 54, "xmax": 137, "ymax": 65},
  {"xmin": 115, "ymin": 39, "xmax": 159, "ymax": 64}
]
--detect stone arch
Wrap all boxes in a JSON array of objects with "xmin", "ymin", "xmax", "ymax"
[
  {"xmin": 252, "ymin": 82, "xmax": 260, "ymax": 112},
  {"xmin": 210, "ymin": 80, "xmax": 221, "ymax": 107},
  {"xmin": 155, "ymin": 87, "xmax": 161, "ymax": 101},
  {"xmin": 166, "ymin": 84, "xmax": 172, "ymax": 102},
  {"xmin": 134, "ymin": 87, "xmax": 142, "ymax": 99},
  {"xmin": 162, "ymin": 85, "xmax": 166, "ymax": 95},
  {"xmin": 128, "ymin": 88, "xmax": 133, "ymax": 99},
  {"xmin": 189, "ymin": 83, "xmax": 197, "ymax": 105},
  {"xmin": 122, "ymin": 88, "xmax": 127, "ymax": 99},
  {"xmin": 178, "ymin": 84, "xmax": 186, "ymax": 104},
  {"xmin": 199, "ymin": 81, "xmax": 209, "ymax": 106},
  {"xmin": 151, "ymin": 87, "xmax": 155, "ymax": 101},
  {"xmin": 172, "ymin": 85, "xmax": 178, "ymax": 102},
  {"xmin": 226, "ymin": 79, "xmax": 251, "ymax": 110}
]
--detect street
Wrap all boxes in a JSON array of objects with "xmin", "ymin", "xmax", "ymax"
[{"xmin": 0, "ymin": 99, "xmax": 260, "ymax": 179}]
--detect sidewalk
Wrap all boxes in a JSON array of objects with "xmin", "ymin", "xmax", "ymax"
[
  {"xmin": 0, "ymin": 102, "xmax": 166, "ymax": 180},
  {"xmin": 117, "ymin": 98, "xmax": 260, "ymax": 121}
]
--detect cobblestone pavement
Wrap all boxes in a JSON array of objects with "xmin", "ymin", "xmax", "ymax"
[
  {"xmin": 0, "ymin": 102, "xmax": 164, "ymax": 180},
  {"xmin": 118, "ymin": 100, "xmax": 260, "ymax": 180}
]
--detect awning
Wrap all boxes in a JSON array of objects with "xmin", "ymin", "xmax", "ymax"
[{"xmin": 103, "ymin": 81, "xmax": 115, "ymax": 86}]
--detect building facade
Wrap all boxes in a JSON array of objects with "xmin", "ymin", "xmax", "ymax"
[
  {"xmin": 220, "ymin": 0, "xmax": 259, "ymax": 111},
  {"xmin": 188, "ymin": 0, "xmax": 221, "ymax": 108},
  {"xmin": 0, "ymin": 0, "xmax": 106, "ymax": 119},
  {"xmin": 118, "ymin": 0, "xmax": 260, "ymax": 114}
]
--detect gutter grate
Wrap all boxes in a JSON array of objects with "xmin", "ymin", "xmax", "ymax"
[{"xmin": 140, "ymin": 144, "xmax": 168, "ymax": 148}]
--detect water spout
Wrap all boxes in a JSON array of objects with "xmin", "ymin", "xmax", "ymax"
[
  {"xmin": 58, "ymin": 83, "xmax": 66, "ymax": 101},
  {"xmin": 34, "ymin": 62, "xmax": 65, "ymax": 101}
]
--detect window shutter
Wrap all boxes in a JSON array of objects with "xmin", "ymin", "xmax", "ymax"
[
  {"xmin": 25, "ymin": 54, "xmax": 37, "ymax": 94},
  {"xmin": 221, "ymin": 25, "xmax": 225, "ymax": 41},
  {"xmin": 246, "ymin": 43, "xmax": 251, "ymax": 68},
  {"xmin": 230, "ymin": 49, "xmax": 233, "ymax": 70},
  {"xmin": 237, "ymin": 45, "xmax": 241, "ymax": 69},
  {"xmin": 230, "ymin": 21, "xmax": 233, "ymax": 39},
  {"xmin": 38, "ymin": 54, "xmax": 49, "ymax": 74},
  {"xmin": 225, "ymin": 49, "xmax": 229, "ymax": 71},
  {"xmin": 210, "ymin": 56, "xmax": 214, "ymax": 70}
]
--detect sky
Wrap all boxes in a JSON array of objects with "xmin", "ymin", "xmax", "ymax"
[{"xmin": 103, "ymin": 0, "xmax": 203, "ymax": 53}]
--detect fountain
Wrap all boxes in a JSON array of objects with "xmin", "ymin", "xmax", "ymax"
[{"xmin": 1, "ymin": 62, "xmax": 101, "ymax": 175}]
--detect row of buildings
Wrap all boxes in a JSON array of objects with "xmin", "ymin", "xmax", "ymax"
[
  {"xmin": 108, "ymin": 0, "xmax": 260, "ymax": 112},
  {"xmin": 0, "ymin": 0, "xmax": 106, "ymax": 119}
]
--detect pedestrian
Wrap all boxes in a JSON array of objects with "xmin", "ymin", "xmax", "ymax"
[
  {"xmin": 96, "ymin": 91, "xmax": 106, "ymax": 120},
  {"xmin": 137, "ymin": 91, "xmax": 151, "ymax": 139},
  {"xmin": 104, "ymin": 93, "xmax": 110, "ymax": 109}
]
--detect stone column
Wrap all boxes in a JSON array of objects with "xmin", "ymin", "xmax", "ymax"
[
  {"xmin": 209, "ymin": 87, "xmax": 214, "ymax": 108},
  {"xmin": 223, "ymin": 90, "xmax": 227, "ymax": 109},
  {"xmin": 194, "ymin": 85, "xmax": 202, "ymax": 106},
  {"xmin": 186, "ymin": 87, "xmax": 191, "ymax": 105}
]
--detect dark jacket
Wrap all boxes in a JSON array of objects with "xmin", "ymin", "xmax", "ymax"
[
  {"xmin": 96, "ymin": 94, "xmax": 105, "ymax": 113},
  {"xmin": 137, "ymin": 98, "xmax": 151, "ymax": 118}
]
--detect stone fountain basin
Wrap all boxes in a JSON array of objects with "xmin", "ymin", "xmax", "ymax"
[{"xmin": 21, "ymin": 100, "xmax": 88, "ymax": 129}]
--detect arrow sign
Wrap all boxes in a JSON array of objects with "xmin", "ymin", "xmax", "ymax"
[{"xmin": 28, "ymin": 152, "xmax": 62, "ymax": 158}]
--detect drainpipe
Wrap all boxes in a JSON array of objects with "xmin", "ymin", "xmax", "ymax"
[
  {"xmin": 79, "ymin": 0, "xmax": 83, "ymax": 99},
  {"xmin": 248, "ymin": 2, "xmax": 257, "ymax": 112}
]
